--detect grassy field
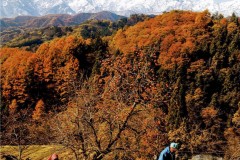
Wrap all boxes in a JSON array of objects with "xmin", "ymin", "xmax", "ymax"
[{"xmin": 0, "ymin": 145, "xmax": 75, "ymax": 160}]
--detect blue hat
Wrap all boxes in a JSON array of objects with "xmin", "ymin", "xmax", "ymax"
[{"xmin": 170, "ymin": 142, "xmax": 180, "ymax": 149}]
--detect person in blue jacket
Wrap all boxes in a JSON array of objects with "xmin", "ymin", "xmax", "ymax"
[{"xmin": 158, "ymin": 142, "xmax": 180, "ymax": 160}]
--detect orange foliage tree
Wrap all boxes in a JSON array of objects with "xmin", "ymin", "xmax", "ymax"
[
  {"xmin": 50, "ymin": 49, "xmax": 169, "ymax": 159},
  {"xmin": 32, "ymin": 99, "xmax": 45, "ymax": 120},
  {"xmin": 0, "ymin": 48, "xmax": 35, "ymax": 107}
]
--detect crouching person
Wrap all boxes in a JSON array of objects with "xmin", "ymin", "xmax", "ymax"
[{"xmin": 158, "ymin": 142, "xmax": 180, "ymax": 160}]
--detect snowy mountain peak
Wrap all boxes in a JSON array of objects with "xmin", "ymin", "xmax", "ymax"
[{"xmin": 1, "ymin": 0, "xmax": 240, "ymax": 18}]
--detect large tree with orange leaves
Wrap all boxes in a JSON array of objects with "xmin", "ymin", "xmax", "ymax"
[{"xmin": 50, "ymin": 48, "xmax": 169, "ymax": 160}]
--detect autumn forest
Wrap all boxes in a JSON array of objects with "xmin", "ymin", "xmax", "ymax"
[{"xmin": 0, "ymin": 10, "xmax": 240, "ymax": 159}]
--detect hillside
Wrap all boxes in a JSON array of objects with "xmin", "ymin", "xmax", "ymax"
[
  {"xmin": 0, "ymin": 11, "xmax": 240, "ymax": 160},
  {"xmin": 0, "ymin": 14, "xmax": 151, "ymax": 51},
  {"xmin": 0, "ymin": 11, "xmax": 125, "ymax": 31}
]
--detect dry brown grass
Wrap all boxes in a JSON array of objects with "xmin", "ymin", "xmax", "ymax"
[{"xmin": 0, "ymin": 145, "xmax": 75, "ymax": 160}]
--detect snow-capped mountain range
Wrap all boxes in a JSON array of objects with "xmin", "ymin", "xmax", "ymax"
[{"xmin": 1, "ymin": 0, "xmax": 240, "ymax": 18}]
